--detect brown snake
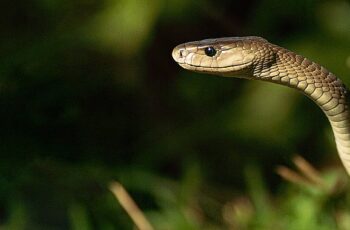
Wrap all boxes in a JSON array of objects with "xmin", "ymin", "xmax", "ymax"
[{"xmin": 172, "ymin": 36, "xmax": 350, "ymax": 175}]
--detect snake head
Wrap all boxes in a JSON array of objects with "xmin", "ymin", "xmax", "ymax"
[{"xmin": 172, "ymin": 36, "xmax": 275, "ymax": 78}]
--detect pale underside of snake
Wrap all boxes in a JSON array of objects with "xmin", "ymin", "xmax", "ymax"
[{"xmin": 172, "ymin": 36, "xmax": 350, "ymax": 175}]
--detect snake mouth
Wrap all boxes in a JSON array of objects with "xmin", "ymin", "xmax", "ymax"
[
  {"xmin": 176, "ymin": 61, "xmax": 252, "ymax": 73},
  {"xmin": 178, "ymin": 61, "xmax": 250, "ymax": 68}
]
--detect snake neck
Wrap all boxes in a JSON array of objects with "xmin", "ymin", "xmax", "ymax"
[{"xmin": 253, "ymin": 45, "xmax": 350, "ymax": 174}]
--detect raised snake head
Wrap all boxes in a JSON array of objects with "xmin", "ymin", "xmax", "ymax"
[{"xmin": 172, "ymin": 36, "xmax": 276, "ymax": 78}]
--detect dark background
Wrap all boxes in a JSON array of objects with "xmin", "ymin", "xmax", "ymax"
[{"xmin": 1, "ymin": 0, "xmax": 350, "ymax": 229}]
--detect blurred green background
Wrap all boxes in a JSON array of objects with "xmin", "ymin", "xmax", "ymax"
[{"xmin": 1, "ymin": 0, "xmax": 350, "ymax": 229}]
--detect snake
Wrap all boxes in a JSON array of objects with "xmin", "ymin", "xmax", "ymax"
[{"xmin": 172, "ymin": 36, "xmax": 350, "ymax": 175}]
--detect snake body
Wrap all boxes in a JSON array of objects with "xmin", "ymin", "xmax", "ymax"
[{"xmin": 172, "ymin": 36, "xmax": 350, "ymax": 175}]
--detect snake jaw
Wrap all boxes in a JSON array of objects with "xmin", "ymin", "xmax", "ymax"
[{"xmin": 176, "ymin": 62, "xmax": 253, "ymax": 77}]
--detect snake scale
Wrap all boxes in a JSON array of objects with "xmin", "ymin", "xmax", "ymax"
[{"xmin": 172, "ymin": 36, "xmax": 350, "ymax": 175}]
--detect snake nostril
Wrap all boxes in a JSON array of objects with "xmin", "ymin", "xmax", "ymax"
[
  {"xmin": 179, "ymin": 50, "xmax": 184, "ymax": 58},
  {"xmin": 178, "ymin": 49, "xmax": 188, "ymax": 59}
]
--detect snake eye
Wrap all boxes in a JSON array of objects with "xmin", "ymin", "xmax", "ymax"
[{"xmin": 204, "ymin": 46, "xmax": 216, "ymax": 57}]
